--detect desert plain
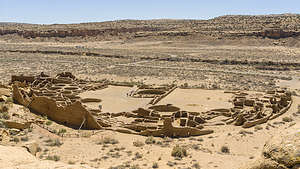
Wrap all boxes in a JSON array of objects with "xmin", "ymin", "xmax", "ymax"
[{"xmin": 0, "ymin": 14, "xmax": 300, "ymax": 169}]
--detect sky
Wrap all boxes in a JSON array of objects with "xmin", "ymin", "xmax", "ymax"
[{"xmin": 0, "ymin": 0, "xmax": 300, "ymax": 24}]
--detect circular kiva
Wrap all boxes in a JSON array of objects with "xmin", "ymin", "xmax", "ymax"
[
  {"xmin": 137, "ymin": 89, "xmax": 166, "ymax": 95},
  {"xmin": 149, "ymin": 104, "xmax": 180, "ymax": 112}
]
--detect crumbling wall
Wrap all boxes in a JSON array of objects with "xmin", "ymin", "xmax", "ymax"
[
  {"xmin": 12, "ymin": 84, "xmax": 104, "ymax": 129},
  {"xmin": 140, "ymin": 118, "xmax": 213, "ymax": 137}
]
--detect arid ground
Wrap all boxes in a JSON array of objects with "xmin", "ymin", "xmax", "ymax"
[{"xmin": 0, "ymin": 14, "xmax": 300, "ymax": 169}]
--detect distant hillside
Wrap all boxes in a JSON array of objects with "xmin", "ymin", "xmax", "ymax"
[{"xmin": 1, "ymin": 14, "xmax": 300, "ymax": 40}]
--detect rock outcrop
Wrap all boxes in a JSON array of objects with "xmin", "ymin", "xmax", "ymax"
[
  {"xmin": 240, "ymin": 130, "xmax": 300, "ymax": 169},
  {"xmin": 0, "ymin": 145, "xmax": 93, "ymax": 169}
]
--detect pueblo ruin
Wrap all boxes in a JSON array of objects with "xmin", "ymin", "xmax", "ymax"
[
  {"xmin": 9, "ymin": 72, "xmax": 293, "ymax": 137},
  {"xmin": 1, "ymin": 14, "xmax": 300, "ymax": 169}
]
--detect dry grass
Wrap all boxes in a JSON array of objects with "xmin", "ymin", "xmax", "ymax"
[
  {"xmin": 46, "ymin": 155, "xmax": 60, "ymax": 161},
  {"xmin": 133, "ymin": 140, "xmax": 145, "ymax": 147},
  {"xmin": 45, "ymin": 139, "xmax": 63, "ymax": 147},
  {"xmin": 282, "ymin": 116, "xmax": 293, "ymax": 122},
  {"xmin": 145, "ymin": 136, "xmax": 156, "ymax": 144},
  {"xmin": 221, "ymin": 145, "xmax": 230, "ymax": 154},
  {"xmin": 97, "ymin": 136, "xmax": 119, "ymax": 145},
  {"xmin": 171, "ymin": 145, "xmax": 187, "ymax": 158}
]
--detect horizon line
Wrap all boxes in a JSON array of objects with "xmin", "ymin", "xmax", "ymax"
[{"xmin": 1, "ymin": 13, "xmax": 299, "ymax": 25}]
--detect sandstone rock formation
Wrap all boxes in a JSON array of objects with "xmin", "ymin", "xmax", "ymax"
[
  {"xmin": 0, "ymin": 145, "xmax": 93, "ymax": 169},
  {"xmin": 241, "ymin": 130, "xmax": 300, "ymax": 169},
  {"xmin": 3, "ymin": 121, "xmax": 31, "ymax": 130},
  {"xmin": 1, "ymin": 14, "xmax": 300, "ymax": 41}
]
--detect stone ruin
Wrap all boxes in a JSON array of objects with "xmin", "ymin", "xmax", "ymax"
[
  {"xmin": 9, "ymin": 72, "xmax": 293, "ymax": 138},
  {"xmin": 12, "ymin": 72, "xmax": 109, "ymax": 130},
  {"xmin": 226, "ymin": 90, "xmax": 292, "ymax": 128},
  {"xmin": 129, "ymin": 84, "xmax": 177, "ymax": 105}
]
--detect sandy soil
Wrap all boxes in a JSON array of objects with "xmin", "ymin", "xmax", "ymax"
[
  {"xmin": 1, "ymin": 87, "xmax": 299, "ymax": 169},
  {"xmin": 157, "ymin": 88, "xmax": 233, "ymax": 112},
  {"xmin": 79, "ymin": 86, "xmax": 152, "ymax": 113}
]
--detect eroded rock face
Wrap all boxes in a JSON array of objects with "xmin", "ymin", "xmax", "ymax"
[
  {"xmin": 241, "ymin": 131, "xmax": 300, "ymax": 169},
  {"xmin": 0, "ymin": 145, "xmax": 93, "ymax": 169},
  {"xmin": 258, "ymin": 29, "xmax": 300, "ymax": 39},
  {"xmin": 3, "ymin": 121, "xmax": 31, "ymax": 130},
  {"xmin": 263, "ymin": 131, "xmax": 300, "ymax": 168}
]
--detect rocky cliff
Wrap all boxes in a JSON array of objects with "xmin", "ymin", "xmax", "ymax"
[{"xmin": 1, "ymin": 14, "xmax": 300, "ymax": 39}]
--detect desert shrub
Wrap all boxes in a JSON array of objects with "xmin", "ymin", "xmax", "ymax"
[
  {"xmin": 53, "ymin": 155, "xmax": 60, "ymax": 161},
  {"xmin": 97, "ymin": 136, "xmax": 119, "ymax": 145},
  {"xmin": 46, "ymin": 139, "xmax": 63, "ymax": 147},
  {"xmin": 37, "ymin": 146, "xmax": 42, "ymax": 152},
  {"xmin": 45, "ymin": 138, "xmax": 53, "ymax": 143},
  {"xmin": 135, "ymin": 152, "xmax": 143, "ymax": 159},
  {"xmin": 58, "ymin": 128, "xmax": 67, "ymax": 135},
  {"xmin": 21, "ymin": 136, "xmax": 29, "ymax": 142},
  {"xmin": 133, "ymin": 140, "xmax": 145, "ymax": 147},
  {"xmin": 171, "ymin": 145, "xmax": 187, "ymax": 158},
  {"xmin": 254, "ymin": 125, "xmax": 263, "ymax": 130},
  {"xmin": 68, "ymin": 160, "xmax": 75, "ymax": 165},
  {"xmin": 192, "ymin": 144, "xmax": 200, "ymax": 150},
  {"xmin": 282, "ymin": 116, "xmax": 293, "ymax": 122},
  {"xmin": 0, "ymin": 104, "xmax": 8, "ymax": 113},
  {"xmin": 130, "ymin": 165, "xmax": 141, "ymax": 169},
  {"xmin": 192, "ymin": 162, "xmax": 201, "ymax": 169},
  {"xmin": 46, "ymin": 155, "xmax": 60, "ymax": 161},
  {"xmin": 163, "ymin": 137, "xmax": 172, "ymax": 143},
  {"xmin": 2, "ymin": 112, "xmax": 10, "ymax": 120},
  {"xmin": 145, "ymin": 136, "xmax": 156, "ymax": 144},
  {"xmin": 197, "ymin": 138, "xmax": 204, "ymax": 142},
  {"xmin": 0, "ymin": 120, "xmax": 4, "ymax": 128},
  {"xmin": 13, "ymin": 137, "xmax": 20, "ymax": 143},
  {"xmin": 221, "ymin": 145, "xmax": 230, "ymax": 154},
  {"xmin": 152, "ymin": 162, "xmax": 159, "ymax": 168},
  {"xmin": 45, "ymin": 121, "xmax": 52, "ymax": 126},
  {"xmin": 5, "ymin": 97, "xmax": 13, "ymax": 103},
  {"xmin": 156, "ymin": 141, "xmax": 163, "ymax": 145}
]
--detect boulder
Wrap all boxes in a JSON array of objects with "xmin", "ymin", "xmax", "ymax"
[
  {"xmin": 0, "ymin": 145, "xmax": 93, "ymax": 169},
  {"xmin": 263, "ymin": 131, "xmax": 300, "ymax": 168},
  {"xmin": 241, "ymin": 130, "xmax": 300, "ymax": 169},
  {"xmin": 0, "ymin": 88, "xmax": 10, "ymax": 97},
  {"xmin": 3, "ymin": 121, "xmax": 31, "ymax": 130},
  {"xmin": 22, "ymin": 141, "xmax": 39, "ymax": 156}
]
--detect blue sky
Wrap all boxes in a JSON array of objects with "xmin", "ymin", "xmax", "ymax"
[{"xmin": 0, "ymin": 0, "xmax": 299, "ymax": 24}]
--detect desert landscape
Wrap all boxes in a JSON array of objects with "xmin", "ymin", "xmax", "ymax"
[{"xmin": 0, "ymin": 14, "xmax": 300, "ymax": 169}]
